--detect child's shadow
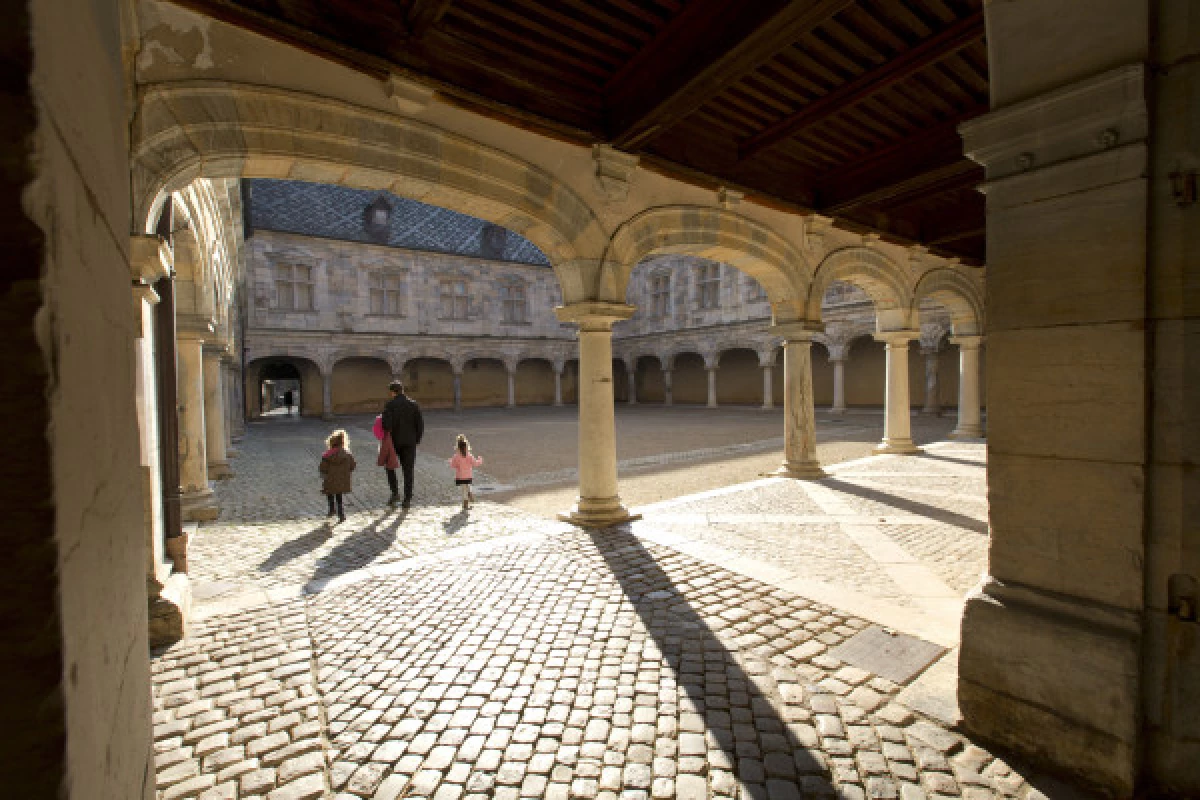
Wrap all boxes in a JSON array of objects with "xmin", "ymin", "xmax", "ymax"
[{"xmin": 442, "ymin": 509, "xmax": 469, "ymax": 536}]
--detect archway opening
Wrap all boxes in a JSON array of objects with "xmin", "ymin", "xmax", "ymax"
[
  {"xmin": 402, "ymin": 358, "xmax": 456, "ymax": 409},
  {"xmin": 247, "ymin": 357, "xmax": 321, "ymax": 417},
  {"xmin": 612, "ymin": 359, "xmax": 630, "ymax": 404},
  {"xmin": 715, "ymin": 348, "xmax": 762, "ymax": 406},
  {"xmin": 671, "ymin": 353, "xmax": 708, "ymax": 405},
  {"xmin": 635, "ymin": 356, "xmax": 665, "ymax": 404},
  {"xmin": 461, "ymin": 358, "xmax": 508, "ymax": 408},
  {"xmin": 332, "ymin": 357, "xmax": 394, "ymax": 414},
  {"xmin": 515, "ymin": 359, "xmax": 556, "ymax": 406}
]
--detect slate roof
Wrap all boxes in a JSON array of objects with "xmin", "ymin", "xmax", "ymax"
[{"xmin": 245, "ymin": 179, "xmax": 551, "ymax": 266}]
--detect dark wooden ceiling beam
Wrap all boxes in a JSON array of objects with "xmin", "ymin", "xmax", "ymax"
[
  {"xmin": 607, "ymin": 0, "xmax": 857, "ymax": 150},
  {"xmin": 819, "ymin": 158, "xmax": 980, "ymax": 214},
  {"xmin": 407, "ymin": 0, "xmax": 455, "ymax": 39},
  {"xmin": 738, "ymin": 9, "xmax": 983, "ymax": 159}
]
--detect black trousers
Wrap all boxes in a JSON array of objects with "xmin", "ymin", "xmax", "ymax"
[
  {"xmin": 386, "ymin": 444, "xmax": 417, "ymax": 501},
  {"xmin": 326, "ymin": 493, "xmax": 343, "ymax": 515}
]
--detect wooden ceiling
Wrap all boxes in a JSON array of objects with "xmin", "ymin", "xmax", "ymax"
[{"xmin": 166, "ymin": 0, "xmax": 988, "ymax": 263}]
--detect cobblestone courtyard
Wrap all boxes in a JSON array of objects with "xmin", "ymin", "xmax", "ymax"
[{"xmin": 155, "ymin": 411, "xmax": 1097, "ymax": 799}]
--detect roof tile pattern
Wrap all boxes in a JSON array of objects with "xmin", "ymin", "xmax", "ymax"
[{"xmin": 246, "ymin": 179, "xmax": 551, "ymax": 266}]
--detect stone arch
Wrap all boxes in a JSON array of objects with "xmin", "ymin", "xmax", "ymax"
[
  {"xmin": 245, "ymin": 355, "xmax": 323, "ymax": 417},
  {"xmin": 912, "ymin": 268, "xmax": 984, "ymax": 335},
  {"xmin": 131, "ymin": 82, "xmax": 608, "ymax": 302},
  {"xmin": 602, "ymin": 205, "xmax": 811, "ymax": 305},
  {"xmin": 806, "ymin": 246, "xmax": 914, "ymax": 331},
  {"xmin": 331, "ymin": 355, "xmax": 394, "ymax": 413}
]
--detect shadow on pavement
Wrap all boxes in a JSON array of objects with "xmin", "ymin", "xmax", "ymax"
[
  {"xmin": 918, "ymin": 451, "xmax": 986, "ymax": 470},
  {"xmin": 442, "ymin": 508, "xmax": 469, "ymax": 535},
  {"xmin": 257, "ymin": 524, "xmax": 333, "ymax": 574},
  {"xmin": 822, "ymin": 477, "xmax": 990, "ymax": 536},
  {"xmin": 309, "ymin": 508, "xmax": 408, "ymax": 584},
  {"xmin": 589, "ymin": 528, "xmax": 836, "ymax": 799}
]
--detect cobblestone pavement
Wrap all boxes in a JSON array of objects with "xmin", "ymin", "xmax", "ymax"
[
  {"xmin": 155, "ymin": 415, "xmax": 1099, "ymax": 799},
  {"xmin": 155, "ymin": 530, "xmax": 1094, "ymax": 800}
]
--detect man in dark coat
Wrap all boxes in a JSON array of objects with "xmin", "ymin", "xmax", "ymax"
[{"xmin": 381, "ymin": 380, "xmax": 423, "ymax": 508}]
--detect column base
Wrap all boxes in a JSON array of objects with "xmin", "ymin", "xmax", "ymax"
[
  {"xmin": 921, "ymin": 407, "xmax": 942, "ymax": 416},
  {"xmin": 322, "ymin": 412, "xmax": 334, "ymax": 421},
  {"xmin": 875, "ymin": 439, "xmax": 921, "ymax": 454},
  {"xmin": 761, "ymin": 404, "xmax": 775, "ymax": 411},
  {"xmin": 148, "ymin": 571, "xmax": 191, "ymax": 648},
  {"xmin": 767, "ymin": 461, "xmax": 826, "ymax": 479},
  {"xmin": 207, "ymin": 460, "xmax": 234, "ymax": 480},
  {"xmin": 950, "ymin": 426, "xmax": 985, "ymax": 439},
  {"xmin": 959, "ymin": 578, "xmax": 1139, "ymax": 797},
  {"xmin": 226, "ymin": 447, "xmax": 239, "ymax": 459},
  {"xmin": 180, "ymin": 488, "xmax": 219, "ymax": 521},
  {"xmin": 558, "ymin": 496, "xmax": 642, "ymax": 529},
  {"xmin": 829, "ymin": 406, "xmax": 846, "ymax": 415}
]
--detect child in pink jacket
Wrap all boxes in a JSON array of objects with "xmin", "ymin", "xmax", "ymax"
[{"xmin": 448, "ymin": 434, "xmax": 483, "ymax": 510}]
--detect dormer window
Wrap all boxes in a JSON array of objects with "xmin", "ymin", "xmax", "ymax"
[{"xmin": 364, "ymin": 195, "xmax": 392, "ymax": 242}]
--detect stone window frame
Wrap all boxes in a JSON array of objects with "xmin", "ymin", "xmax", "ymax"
[
  {"xmin": 438, "ymin": 276, "xmax": 471, "ymax": 320},
  {"xmin": 695, "ymin": 262, "xmax": 721, "ymax": 310},
  {"xmin": 648, "ymin": 269, "xmax": 672, "ymax": 319},
  {"xmin": 366, "ymin": 263, "xmax": 409, "ymax": 317},
  {"xmin": 498, "ymin": 277, "xmax": 531, "ymax": 325},
  {"xmin": 271, "ymin": 258, "xmax": 318, "ymax": 311}
]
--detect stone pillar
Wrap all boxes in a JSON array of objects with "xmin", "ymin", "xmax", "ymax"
[
  {"xmin": 321, "ymin": 370, "xmax": 334, "ymax": 420},
  {"xmin": 551, "ymin": 366, "xmax": 562, "ymax": 408},
  {"xmin": 555, "ymin": 303, "xmax": 640, "ymax": 528},
  {"xmin": 955, "ymin": 7, "xmax": 1180, "ymax": 793},
  {"xmin": 830, "ymin": 358, "xmax": 847, "ymax": 414},
  {"xmin": 663, "ymin": 368, "xmax": 673, "ymax": 406},
  {"xmin": 202, "ymin": 346, "xmax": 233, "ymax": 479},
  {"xmin": 706, "ymin": 366, "xmax": 718, "ymax": 408},
  {"xmin": 506, "ymin": 366, "xmax": 516, "ymax": 408},
  {"xmin": 949, "ymin": 336, "xmax": 983, "ymax": 438},
  {"xmin": 921, "ymin": 347, "xmax": 942, "ymax": 415},
  {"xmin": 132, "ymin": 236, "xmax": 191, "ymax": 646},
  {"xmin": 627, "ymin": 367, "xmax": 637, "ymax": 405},
  {"xmin": 761, "ymin": 364, "xmax": 774, "ymax": 410},
  {"xmin": 221, "ymin": 358, "xmax": 239, "ymax": 458},
  {"xmin": 769, "ymin": 325, "xmax": 825, "ymax": 478},
  {"xmin": 874, "ymin": 332, "xmax": 921, "ymax": 454},
  {"xmin": 176, "ymin": 328, "xmax": 218, "ymax": 521}
]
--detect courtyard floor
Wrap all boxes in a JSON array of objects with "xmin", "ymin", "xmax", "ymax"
[{"xmin": 153, "ymin": 409, "xmax": 1097, "ymax": 800}]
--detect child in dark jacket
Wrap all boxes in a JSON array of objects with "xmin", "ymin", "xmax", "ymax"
[{"xmin": 319, "ymin": 429, "xmax": 356, "ymax": 522}]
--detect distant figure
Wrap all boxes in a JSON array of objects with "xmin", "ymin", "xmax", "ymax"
[
  {"xmin": 283, "ymin": 389, "xmax": 294, "ymax": 416},
  {"xmin": 319, "ymin": 429, "xmax": 356, "ymax": 523},
  {"xmin": 448, "ymin": 434, "xmax": 483, "ymax": 510},
  {"xmin": 381, "ymin": 381, "xmax": 423, "ymax": 508}
]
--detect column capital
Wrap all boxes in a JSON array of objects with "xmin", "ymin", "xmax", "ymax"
[
  {"xmin": 176, "ymin": 314, "xmax": 215, "ymax": 340},
  {"xmin": 130, "ymin": 234, "xmax": 172, "ymax": 285},
  {"xmin": 555, "ymin": 302, "xmax": 636, "ymax": 330},
  {"xmin": 202, "ymin": 341, "xmax": 231, "ymax": 358},
  {"xmin": 769, "ymin": 321, "xmax": 822, "ymax": 341},
  {"xmin": 874, "ymin": 329, "xmax": 921, "ymax": 347},
  {"xmin": 949, "ymin": 335, "xmax": 985, "ymax": 350}
]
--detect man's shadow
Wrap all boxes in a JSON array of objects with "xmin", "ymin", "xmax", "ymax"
[
  {"xmin": 258, "ymin": 524, "xmax": 333, "ymax": 575},
  {"xmin": 309, "ymin": 508, "xmax": 408, "ymax": 584}
]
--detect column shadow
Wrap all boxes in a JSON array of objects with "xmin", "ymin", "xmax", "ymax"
[
  {"xmin": 588, "ymin": 528, "xmax": 836, "ymax": 799},
  {"xmin": 821, "ymin": 477, "xmax": 990, "ymax": 536},
  {"xmin": 918, "ymin": 451, "xmax": 986, "ymax": 470}
]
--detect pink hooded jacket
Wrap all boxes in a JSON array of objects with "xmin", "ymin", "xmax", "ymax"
[{"xmin": 448, "ymin": 452, "xmax": 483, "ymax": 480}]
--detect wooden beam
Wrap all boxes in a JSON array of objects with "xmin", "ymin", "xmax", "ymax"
[
  {"xmin": 407, "ymin": 0, "xmax": 455, "ymax": 39},
  {"xmin": 607, "ymin": 0, "xmax": 857, "ymax": 150},
  {"xmin": 929, "ymin": 225, "xmax": 985, "ymax": 246},
  {"xmin": 820, "ymin": 158, "xmax": 980, "ymax": 213},
  {"xmin": 739, "ymin": 10, "xmax": 984, "ymax": 159}
]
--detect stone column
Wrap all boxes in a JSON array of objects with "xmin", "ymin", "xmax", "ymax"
[
  {"xmin": 921, "ymin": 347, "xmax": 942, "ymax": 415},
  {"xmin": 627, "ymin": 367, "xmax": 637, "ymax": 405},
  {"xmin": 874, "ymin": 331, "xmax": 921, "ymax": 454},
  {"xmin": 132, "ymin": 235, "xmax": 190, "ymax": 646},
  {"xmin": 830, "ymin": 357, "xmax": 847, "ymax": 414},
  {"xmin": 322, "ymin": 370, "xmax": 334, "ymax": 420},
  {"xmin": 176, "ymin": 327, "xmax": 217, "ymax": 521},
  {"xmin": 706, "ymin": 366, "xmax": 718, "ymax": 408},
  {"xmin": 202, "ymin": 346, "xmax": 233, "ymax": 479},
  {"xmin": 551, "ymin": 366, "xmax": 562, "ymax": 408},
  {"xmin": 555, "ymin": 303, "xmax": 639, "ymax": 528},
  {"xmin": 221, "ymin": 358, "xmax": 239, "ymax": 458},
  {"xmin": 506, "ymin": 366, "xmax": 516, "ymax": 408},
  {"xmin": 769, "ymin": 325, "xmax": 824, "ymax": 478},
  {"xmin": 663, "ymin": 368, "xmax": 673, "ymax": 406},
  {"xmin": 761, "ymin": 364, "xmax": 774, "ymax": 410},
  {"xmin": 949, "ymin": 336, "xmax": 983, "ymax": 438},
  {"xmin": 956, "ymin": 11, "xmax": 1171, "ymax": 793}
]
